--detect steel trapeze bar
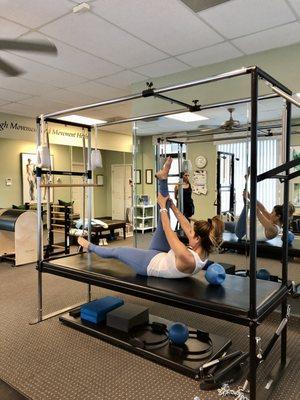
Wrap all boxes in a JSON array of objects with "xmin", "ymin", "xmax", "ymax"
[{"xmin": 257, "ymin": 158, "xmax": 300, "ymax": 182}]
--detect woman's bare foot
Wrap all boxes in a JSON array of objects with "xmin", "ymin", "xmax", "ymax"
[
  {"xmin": 155, "ymin": 156, "xmax": 173, "ymax": 180},
  {"xmin": 78, "ymin": 236, "xmax": 90, "ymax": 250}
]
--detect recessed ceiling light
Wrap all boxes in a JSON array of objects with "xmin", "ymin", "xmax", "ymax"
[
  {"xmin": 73, "ymin": 2, "xmax": 90, "ymax": 14},
  {"xmin": 57, "ymin": 115, "xmax": 107, "ymax": 125},
  {"xmin": 165, "ymin": 112, "xmax": 209, "ymax": 122}
]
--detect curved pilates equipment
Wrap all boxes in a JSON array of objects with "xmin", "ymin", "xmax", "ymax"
[
  {"xmin": 35, "ymin": 66, "xmax": 299, "ymax": 400},
  {"xmin": 0, "ymin": 209, "xmax": 38, "ymax": 266}
]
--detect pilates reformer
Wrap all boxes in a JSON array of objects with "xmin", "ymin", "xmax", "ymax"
[
  {"xmin": 34, "ymin": 66, "xmax": 300, "ymax": 400},
  {"xmin": 0, "ymin": 208, "xmax": 38, "ymax": 266}
]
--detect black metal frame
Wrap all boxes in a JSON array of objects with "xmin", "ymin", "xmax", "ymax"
[{"xmin": 38, "ymin": 66, "xmax": 295, "ymax": 400}]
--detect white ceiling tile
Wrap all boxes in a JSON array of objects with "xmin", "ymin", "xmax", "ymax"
[
  {"xmin": 67, "ymin": 81, "xmax": 129, "ymax": 99},
  {"xmin": 0, "ymin": 0, "xmax": 72, "ymax": 29},
  {"xmin": 41, "ymin": 89, "xmax": 101, "ymax": 106},
  {"xmin": 92, "ymin": 0, "xmax": 223, "ymax": 55},
  {"xmin": 200, "ymin": 0, "xmax": 296, "ymax": 39},
  {"xmin": 133, "ymin": 58, "xmax": 191, "ymax": 78},
  {"xmin": 288, "ymin": 0, "xmax": 300, "ymax": 17},
  {"xmin": 15, "ymin": 32, "xmax": 122, "ymax": 79},
  {"xmin": 40, "ymin": 12, "xmax": 166, "ymax": 67},
  {"xmin": 177, "ymin": 42, "xmax": 243, "ymax": 67},
  {"xmin": 0, "ymin": 77, "xmax": 58, "ymax": 96},
  {"xmin": 69, "ymin": 0, "xmax": 96, "ymax": 3},
  {"xmin": 0, "ymin": 99, "xmax": 11, "ymax": 106},
  {"xmin": 0, "ymin": 17, "xmax": 29, "ymax": 39},
  {"xmin": 19, "ymin": 97, "xmax": 71, "ymax": 111},
  {"xmin": 96, "ymin": 70, "xmax": 148, "ymax": 89},
  {"xmin": 0, "ymin": 87, "xmax": 33, "ymax": 102},
  {"xmin": 0, "ymin": 102, "xmax": 40, "ymax": 117},
  {"xmin": 232, "ymin": 22, "xmax": 300, "ymax": 54},
  {"xmin": 1, "ymin": 52, "xmax": 87, "ymax": 87}
]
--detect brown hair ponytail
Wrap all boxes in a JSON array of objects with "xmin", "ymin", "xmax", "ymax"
[{"xmin": 193, "ymin": 216, "xmax": 224, "ymax": 254}]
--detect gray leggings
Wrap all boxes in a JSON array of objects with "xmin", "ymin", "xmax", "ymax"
[
  {"xmin": 88, "ymin": 179, "xmax": 171, "ymax": 275},
  {"xmin": 224, "ymin": 204, "xmax": 247, "ymax": 239}
]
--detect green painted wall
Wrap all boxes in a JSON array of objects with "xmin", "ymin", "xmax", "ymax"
[
  {"xmin": 0, "ymin": 138, "xmax": 71, "ymax": 208},
  {"xmin": 135, "ymin": 136, "xmax": 156, "ymax": 203},
  {"xmin": 0, "ymin": 138, "xmax": 132, "ymax": 217},
  {"xmin": 187, "ymin": 142, "xmax": 217, "ymax": 220}
]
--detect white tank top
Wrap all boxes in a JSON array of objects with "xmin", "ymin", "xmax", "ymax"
[
  {"xmin": 244, "ymin": 220, "xmax": 282, "ymax": 241},
  {"xmin": 147, "ymin": 248, "xmax": 207, "ymax": 279}
]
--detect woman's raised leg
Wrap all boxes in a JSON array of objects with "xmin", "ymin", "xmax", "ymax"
[{"xmin": 149, "ymin": 157, "xmax": 172, "ymax": 252}]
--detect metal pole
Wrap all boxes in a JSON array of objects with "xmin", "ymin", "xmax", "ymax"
[
  {"xmin": 249, "ymin": 68, "xmax": 258, "ymax": 400},
  {"xmin": 281, "ymin": 100, "xmax": 291, "ymax": 367},
  {"xmin": 179, "ymin": 144, "xmax": 184, "ymax": 214},
  {"xmin": 43, "ymin": 93, "xmax": 143, "ymax": 118},
  {"xmin": 87, "ymin": 127, "xmax": 92, "ymax": 303},
  {"xmin": 133, "ymin": 121, "xmax": 138, "ymax": 249},
  {"xmin": 263, "ymin": 82, "xmax": 300, "ymax": 107},
  {"xmin": 43, "ymin": 67, "xmax": 252, "ymax": 119},
  {"xmin": 82, "ymin": 134, "xmax": 86, "ymax": 238},
  {"xmin": 36, "ymin": 119, "xmax": 43, "ymax": 322},
  {"xmin": 154, "ymin": 67, "xmax": 251, "ymax": 94}
]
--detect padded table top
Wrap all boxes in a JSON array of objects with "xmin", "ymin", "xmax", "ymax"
[
  {"xmin": 222, "ymin": 232, "xmax": 300, "ymax": 258},
  {"xmin": 91, "ymin": 219, "xmax": 126, "ymax": 230},
  {"xmin": 42, "ymin": 253, "xmax": 287, "ymax": 324}
]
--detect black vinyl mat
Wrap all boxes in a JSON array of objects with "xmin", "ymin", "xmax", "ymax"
[{"xmin": 0, "ymin": 379, "xmax": 29, "ymax": 400}]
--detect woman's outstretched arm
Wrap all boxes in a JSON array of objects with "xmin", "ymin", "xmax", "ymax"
[
  {"xmin": 169, "ymin": 200, "xmax": 194, "ymax": 240},
  {"xmin": 245, "ymin": 190, "xmax": 271, "ymax": 219},
  {"xmin": 157, "ymin": 194, "xmax": 195, "ymax": 272}
]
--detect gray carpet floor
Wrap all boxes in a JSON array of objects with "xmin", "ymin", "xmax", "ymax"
[{"xmin": 0, "ymin": 250, "xmax": 299, "ymax": 400}]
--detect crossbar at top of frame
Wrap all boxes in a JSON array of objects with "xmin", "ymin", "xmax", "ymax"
[
  {"xmin": 40, "ymin": 67, "xmax": 294, "ymax": 131},
  {"xmin": 41, "ymin": 66, "xmax": 254, "ymax": 119}
]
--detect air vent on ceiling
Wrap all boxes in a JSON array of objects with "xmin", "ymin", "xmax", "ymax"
[{"xmin": 181, "ymin": 0, "xmax": 230, "ymax": 13}]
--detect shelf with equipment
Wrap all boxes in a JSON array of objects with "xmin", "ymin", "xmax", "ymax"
[
  {"xmin": 134, "ymin": 204, "xmax": 156, "ymax": 233},
  {"xmin": 44, "ymin": 204, "xmax": 79, "ymax": 258}
]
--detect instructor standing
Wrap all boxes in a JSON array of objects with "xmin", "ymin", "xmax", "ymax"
[{"xmin": 175, "ymin": 171, "xmax": 194, "ymax": 221}]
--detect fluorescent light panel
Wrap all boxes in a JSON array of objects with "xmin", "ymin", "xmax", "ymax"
[
  {"xmin": 58, "ymin": 115, "xmax": 107, "ymax": 125},
  {"xmin": 165, "ymin": 112, "xmax": 209, "ymax": 122}
]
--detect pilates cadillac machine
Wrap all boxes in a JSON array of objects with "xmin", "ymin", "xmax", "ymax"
[
  {"xmin": 0, "ymin": 208, "xmax": 38, "ymax": 266},
  {"xmin": 35, "ymin": 66, "xmax": 300, "ymax": 400}
]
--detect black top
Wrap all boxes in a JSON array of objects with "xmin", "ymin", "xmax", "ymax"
[{"xmin": 182, "ymin": 184, "xmax": 194, "ymax": 218}]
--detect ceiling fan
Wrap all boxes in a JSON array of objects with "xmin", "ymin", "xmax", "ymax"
[
  {"xmin": 0, "ymin": 38, "xmax": 57, "ymax": 77},
  {"xmin": 198, "ymin": 107, "xmax": 241, "ymax": 133}
]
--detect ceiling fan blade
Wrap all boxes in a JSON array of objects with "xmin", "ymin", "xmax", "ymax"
[
  {"xmin": 0, "ymin": 56, "xmax": 23, "ymax": 76},
  {"xmin": 0, "ymin": 39, "xmax": 57, "ymax": 54}
]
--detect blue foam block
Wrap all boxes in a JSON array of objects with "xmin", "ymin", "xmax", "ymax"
[{"xmin": 81, "ymin": 296, "xmax": 124, "ymax": 324}]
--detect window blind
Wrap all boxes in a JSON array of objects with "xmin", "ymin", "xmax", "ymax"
[{"xmin": 218, "ymin": 139, "xmax": 280, "ymax": 215}]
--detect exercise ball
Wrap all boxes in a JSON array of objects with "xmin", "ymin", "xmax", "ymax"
[
  {"xmin": 168, "ymin": 322, "xmax": 189, "ymax": 346},
  {"xmin": 205, "ymin": 263, "xmax": 226, "ymax": 285},
  {"xmin": 256, "ymin": 268, "xmax": 270, "ymax": 281},
  {"xmin": 282, "ymin": 231, "xmax": 295, "ymax": 246}
]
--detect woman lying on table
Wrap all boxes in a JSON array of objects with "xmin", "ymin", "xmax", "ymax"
[
  {"xmin": 225, "ymin": 191, "xmax": 295, "ymax": 241},
  {"xmin": 78, "ymin": 157, "xmax": 223, "ymax": 279}
]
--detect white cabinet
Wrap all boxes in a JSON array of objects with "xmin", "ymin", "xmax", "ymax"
[{"xmin": 134, "ymin": 205, "xmax": 156, "ymax": 233}]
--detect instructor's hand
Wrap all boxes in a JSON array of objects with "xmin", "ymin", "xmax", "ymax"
[
  {"xmin": 78, "ymin": 236, "xmax": 90, "ymax": 250},
  {"xmin": 157, "ymin": 193, "xmax": 169, "ymax": 208}
]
